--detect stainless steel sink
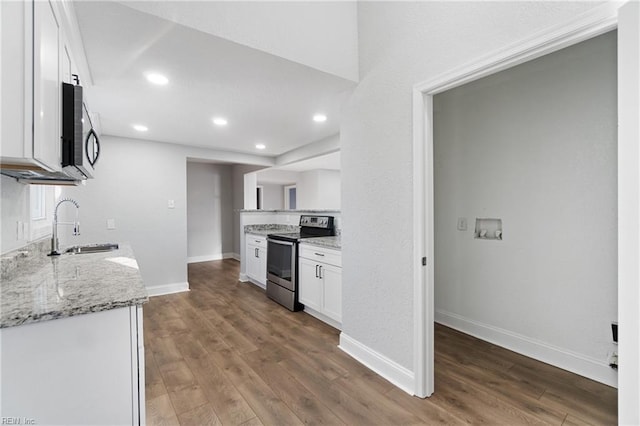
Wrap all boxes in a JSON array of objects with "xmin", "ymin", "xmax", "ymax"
[{"xmin": 65, "ymin": 243, "xmax": 119, "ymax": 254}]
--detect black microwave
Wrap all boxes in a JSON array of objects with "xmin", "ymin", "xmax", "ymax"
[{"xmin": 61, "ymin": 82, "xmax": 99, "ymax": 179}]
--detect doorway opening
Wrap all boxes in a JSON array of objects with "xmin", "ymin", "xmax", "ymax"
[{"xmin": 411, "ymin": 7, "xmax": 638, "ymax": 421}]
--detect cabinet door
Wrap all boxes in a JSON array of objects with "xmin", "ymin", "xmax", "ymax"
[
  {"xmin": 33, "ymin": 0, "xmax": 61, "ymax": 170},
  {"xmin": 245, "ymin": 243, "xmax": 259, "ymax": 280},
  {"xmin": 256, "ymin": 246, "xmax": 267, "ymax": 285},
  {"xmin": 322, "ymin": 263, "xmax": 342, "ymax": 322},
  {"xmin": 298, "ymin": 258, "xmax": 322, "ymax": 311},
  {"xmin": 0, "ymin": 308, "xmax": 136, "ymax": 424}
]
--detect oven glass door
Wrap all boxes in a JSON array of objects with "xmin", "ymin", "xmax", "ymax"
[{"xmin": 267, "ymin": 239, "xmax": 296, "ymax": 291}]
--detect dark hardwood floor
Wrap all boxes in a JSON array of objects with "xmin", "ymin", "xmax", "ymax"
[{"xmin": 144, "ymin": 259, "xmax": 617, "ymax": 425}]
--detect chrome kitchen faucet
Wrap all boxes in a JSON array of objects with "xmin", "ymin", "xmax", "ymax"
[{"xmin": 49, "ymin": 198, "xmax": 80, "ymax": 256}]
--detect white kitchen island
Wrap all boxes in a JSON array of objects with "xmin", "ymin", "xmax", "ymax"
[{"xmin": 0, "ymin": 241, "xmax": 147, "ymax": 425}]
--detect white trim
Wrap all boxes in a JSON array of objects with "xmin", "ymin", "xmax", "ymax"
[
  {"xmin": 229, "ymin": 252, "xmax": 240, "ymax": 262},
  {"xmin": 339, "ymin": 333, "xmax": 414, "ymax": 395},
  {"xmin": 617, "ymin": 2, "xmax": 640, "ymax": 423},
  {"xmin": 187, "ymin": 252, "xmax": 236, "ymax": 264},
  {"xmin": 436, "ymin": 309, "xmax": 618, "ymax": 388},
  {"xmin": 414, "ymin": 2, "xmax": 619, "ymax": 95},
  {"xmin": 146, "ymin": 282, "xmax": 190, "ymax": 297},
  {"xmin": 412, "ymin": 1, "xmax": 623, "ymax": 399}
]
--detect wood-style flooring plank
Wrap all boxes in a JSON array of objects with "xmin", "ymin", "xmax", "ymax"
[
  {"xmin": 144, "ymin": 259, "xmax": 617, "ymax": 426},
  {"xmin": 177, "ymin": 403, "xmax": 222, "ymax": 426},
  {"xmin": 146, "ymin": 394, "xmax": 180, "ymax": 426}
]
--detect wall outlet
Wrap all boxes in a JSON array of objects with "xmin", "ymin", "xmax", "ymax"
[
  {"xmin": 457, "ymin": 217, "xmax": 467, "ymax": 231},
  {"xmin": 107, "ymin": 219, "xmax": 116, "ymax": 230}
]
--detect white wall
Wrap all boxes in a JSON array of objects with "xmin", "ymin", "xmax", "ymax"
[
  {"xmin": 341, "ymin": 1, "xmax": 604, "ymax": 373},
  {"xmin": 186, "ymin": 162, "xmax": 233, "ymax": 263},
  {"xmin": 58, "ymin": 137, "xmax": 189, "ymax": 290},
  {"xmin": 434, "ymin": 32, "xmax": 617, "ymax": 384},
  {"xmin": 58, "ymin": 136, "xmax": 270, "ymax": 291},
  {"xmin": 119, "ymin": 2, "xmax": 358, "ymax": 82},
  {"xmin": 1, "ymin": 176, "xmax": 30, "ymax": 253},
  {"xmin": 260, "ymin": 184, "xmax": 284, "ymax": 210},
  {"xmin": 232, "ymin": 164, "xmax": 264, "ymax": 256},
  {"xmin": 296, "ymin": 170, "xmax": 341, "ymax": 210}
]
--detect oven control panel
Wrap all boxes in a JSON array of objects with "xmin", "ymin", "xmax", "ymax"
[{"xmin": 299, "ymin": 215, "xmax": 334, "ymax": 229}]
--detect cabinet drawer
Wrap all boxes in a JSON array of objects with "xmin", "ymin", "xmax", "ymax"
[
  {"xmin": 246, "ymin": 234, "xmax": 267, "ymax": 249},
  {"xmin": 299, "ymin": 245, "xmax": 341, "ymax": 268}
]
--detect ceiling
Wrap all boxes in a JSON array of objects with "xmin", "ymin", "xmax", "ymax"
[{"xmin": 74, "ymin": 2, "xmax": 356, "ymax": 157}]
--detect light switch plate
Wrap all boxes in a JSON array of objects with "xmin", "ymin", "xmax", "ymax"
[
  {"xmin": 168, "ymin": 199, "xmax": 175, "ymax": 209},
  {"xmin": 107, "ymin": 219, "xmax": 116, "ymax": 230},
  {"xmin": 457, "ymin": 217, "xmax": 467, "ymax": 231}
]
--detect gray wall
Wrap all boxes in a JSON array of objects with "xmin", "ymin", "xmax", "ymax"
[
  {"xmin": 341, "ymin": 1, "xmax": 603, "ymax": 371},
  {"xmin": 58, "ymin": 136, "xmax": 189, "ymax": 288},
  {"xmin": 57, "ymin": 136, "xmax": 270, "ymax": 289},
  {"xmin": 297, "ymin": 170, "xmax": 341, "ymax": 210},
  {"xmin": 1, "ymin": 176, "xmax": 30, "ymax": 253},
  {"xmin": 232, "ymin": 164, "xmax": 264, "ymax": 256},
  {"xmin": 434, "ymin": 32, "xmax": 617, "ymax": 368},
  {"xmin": 261, "ymin": 183, "xmax": 284, "ymax": 210},
  {"xmin": 187, "ymin": 162, "xmax": 233, "ymax": 261}
]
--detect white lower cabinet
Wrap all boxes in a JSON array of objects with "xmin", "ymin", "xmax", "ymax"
[
  {"xmin": 245, "ymin": 234, "xmax": 267, "ymax": 287},
  {"xmin": 0, "ymin": 305, "xmax": 145, "ymax": 425},
  {"xmin": 299, "ymin": 244, "xmax": 342, "ymax": 328}
]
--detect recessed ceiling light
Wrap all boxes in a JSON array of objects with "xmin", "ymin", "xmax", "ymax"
[
  {"xmin": 313, "ymin": 114, "xmax": 327, "ymax": 123},
  {"xmin": 133, "ymin": 124, "xmax": 148, "ymax": 132},
  {"xmin": 255, "ymin": 144, "xmax": 266, "ymax": 150},
  {"xmin": 146, "ymin": 73, "xmax": 168, "ymax": 85},
  {"xmin": 213, "ymin": 117, "xmax": 228, "ymax": 126}
]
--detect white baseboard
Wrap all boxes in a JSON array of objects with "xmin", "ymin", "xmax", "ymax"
[
  {"xmin": 187, "ymin": 253, "xmax": 236, "ymax": 264},
  {"xmin": 435, "ymin": 309, "xmax": 618, "ymax": 388},
  {"xmin": 146, "ymin": 282, "xmax": 190, "ymax": 297},
  {"xmin": 339, "ymin": 333, "xmax": 414, "ymax": 395},
  {"xmin": 229, "ymin": 253, "xmax": 240, "ymax": 261},
  {"xmin": 239, "ymin": 273, "xmax": 249, "ymax": 282}
]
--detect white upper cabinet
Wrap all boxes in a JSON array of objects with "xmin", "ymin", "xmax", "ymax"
[
  {"xmin": 33, "ymin": 0, "xmax": 61, "ymax": 170},
  {"xmin": 0, "ymin": 0, "xmax": 85, "ymax": 173}
]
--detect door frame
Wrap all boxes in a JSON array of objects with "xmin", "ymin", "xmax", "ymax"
[{"xmin": 411, "ymin": 2, "xmax": 625, "ymax": 399}]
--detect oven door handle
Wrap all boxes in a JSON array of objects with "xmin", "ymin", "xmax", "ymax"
[{"xmin": 268, "ymin": 239, "xmax": 295, "ymax": 247}]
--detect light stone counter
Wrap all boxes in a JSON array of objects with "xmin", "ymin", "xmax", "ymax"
[
  {"xmin": 299, "ymin": 236, "xmax": 341, "ymax": 250},
  {"xmin": 244, "ymin": 224, "xmax": 299, "ymax": 236},
  {"xmin": 1, "ymin": 242, "xmax": 147, "ymax": 328}
]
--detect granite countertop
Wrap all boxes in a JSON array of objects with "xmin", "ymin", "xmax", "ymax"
[
  {"xmin": 244, "ymin": 224, "xmax": 299, "ymax": 236},
  {"xmin": 299, "ymin": 236, "xmax": 341, "ymax": 250},
  {"xmin": 1, "ymin": 242, "xmax": 147, "ymax": 329}
]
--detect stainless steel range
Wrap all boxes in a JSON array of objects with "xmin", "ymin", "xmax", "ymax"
[{"xmin": 266, "ymin": 215, "xmax": 335, "ymax": 311}]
